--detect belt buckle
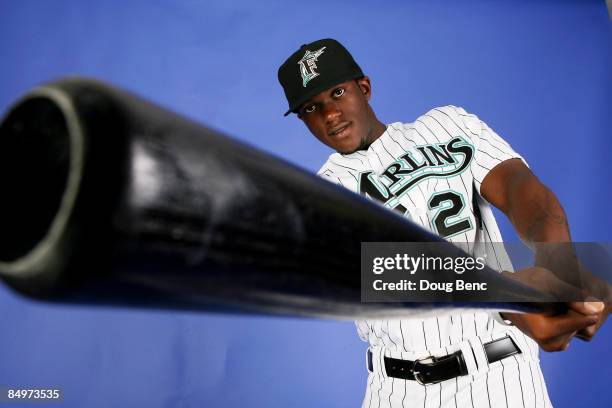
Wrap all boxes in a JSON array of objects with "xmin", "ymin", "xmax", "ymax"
[{"xmin": 412, "ymin": 355, "xmax": 441, "ymax": 386}]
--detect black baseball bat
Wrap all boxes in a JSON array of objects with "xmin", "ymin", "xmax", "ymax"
[{"xmin": 0, "ymin": 78, "xmax": 555, "ymax": 319}]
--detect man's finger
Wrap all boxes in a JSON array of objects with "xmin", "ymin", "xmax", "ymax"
[
  {"xmin": 568, "ymin": 301, "xmax": 605, "ymax": 316},
  {"xmin": 550, "ymin": 309, "xmax": 599, "ymax": 335},
  {"xmin": 575, "ymin": 323, "xmax": 598, "ymax": 341}
]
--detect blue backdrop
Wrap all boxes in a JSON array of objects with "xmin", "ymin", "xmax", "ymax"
[{"xmin": 0, "ymin": 1, "xmax": 610, "ymax": 407}]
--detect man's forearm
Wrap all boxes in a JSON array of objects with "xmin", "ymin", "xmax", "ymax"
[
  {"xmin": 506, "ymin": 176, "xmax": 610, "ymax": 300},
  {"xmin": 505, "ymin": 174, "xmax": 571, "ymax": 246},
  {"xmin": 502, "ymin": 171, "xmax": 582, "ymax": 280}
]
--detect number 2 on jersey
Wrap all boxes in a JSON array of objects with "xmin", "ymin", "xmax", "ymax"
[{"xmin": 427, "ymin": 191, "xmax": 472, "ymax": 238}]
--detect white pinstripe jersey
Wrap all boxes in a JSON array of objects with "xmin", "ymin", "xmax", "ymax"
[{"xmin": 317, "ymin": 106, "xmax": 552, "ymax": 408}]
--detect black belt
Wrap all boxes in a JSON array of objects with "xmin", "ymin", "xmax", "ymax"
[{"xmin": 367, "ymin": 336, "xmax": 520, "ymax": 385}]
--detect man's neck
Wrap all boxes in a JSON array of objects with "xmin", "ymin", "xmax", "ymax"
[
  {"xmin": 371, "ymin": 119, "xmax": 388, "ymax": 142},
  {"xmin": 361, "ymin": 119, "xmax": 388, "ymax": 150}
]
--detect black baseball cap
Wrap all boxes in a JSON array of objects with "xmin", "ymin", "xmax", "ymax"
[{"xmin": 278, "ymin": 38, "xmax": 364, "ymax": 116}]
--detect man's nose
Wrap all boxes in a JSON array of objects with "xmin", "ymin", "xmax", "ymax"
[{"xmin": 322, "ymin": 101, "xmax": 341, "ymax": 123}]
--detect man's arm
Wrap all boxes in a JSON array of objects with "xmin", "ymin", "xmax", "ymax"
[{"xmin": 480, "ymin": 158, "xmax": 609, "ymax": 351}]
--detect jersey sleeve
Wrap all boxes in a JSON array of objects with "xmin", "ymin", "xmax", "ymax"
[
  {"xmin": 319, "ymin": 164, "xmax": 371, "ymax": 344},
  {"xmin": 317, "ymin": 165, "xmax": 344, "ymax": 187},
  {"xmin": 317, "ymin": 160, "xmax": 361, "ymax": 192},
  {"xmin": 354, "ymin": 321, "xmax": 370, "ymax": 342},
  {"xmin": 452, "ymin": 106, "xmax": 528, "ymax": 195}
]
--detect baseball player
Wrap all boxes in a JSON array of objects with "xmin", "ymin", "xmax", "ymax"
[{"xmin": 277, "ymin": 39, "xmax": 609, "ymax": 407}]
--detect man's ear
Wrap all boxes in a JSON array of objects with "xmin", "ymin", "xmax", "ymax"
[{"xmin": 356, "ymin": 76, "xmax": 372, "ymax": 101}]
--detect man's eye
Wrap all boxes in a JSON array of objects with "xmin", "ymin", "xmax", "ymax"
[
  {"xmin": 304, "ymin": 105, "xmax": 316, "ymax": 113},
  {"xmin": 333, "ymin": 88, "xmax": 345, "ymax": 98}
]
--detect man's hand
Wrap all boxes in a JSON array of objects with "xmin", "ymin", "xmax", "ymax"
[
  {"xmin": 501, "ymin": 267, "xmax": 609, "ymax": 347},
  {"xmin": 501, "ymin": 301, "xmax": 604, "ymax": 352},
  {"xmin": 575, "ymin": 302, "xmax": 610, "ymax": 341},
  {"xmin": 503, "ymin": 261, "xmax": 612, "ymax": 342},
  {"xmin": 482, "ymin": 159, "xmax": 611, "ymax": 346}
]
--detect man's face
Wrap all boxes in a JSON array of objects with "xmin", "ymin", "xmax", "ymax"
[{"xmin": 297, "ymin": 77, "xmax": 377, "ymax": 154}]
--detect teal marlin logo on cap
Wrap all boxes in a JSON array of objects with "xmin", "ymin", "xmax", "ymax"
[{"xmin": 298, "ymin": 47, "xmax": 326, "ymax": 87}]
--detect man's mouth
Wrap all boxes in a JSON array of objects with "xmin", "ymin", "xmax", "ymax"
[{"xmin": 328, "ymin": 122, "xmax": 352, "ymax": 137}]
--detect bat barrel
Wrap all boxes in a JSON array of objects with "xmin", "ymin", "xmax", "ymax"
[
  {"xmin": 0, "ymin": 78, "xmax": 551, "ymax": 318},
  {"xmin": 0, "ymin": 86, "xmax": 89, "ymax": 291}
]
